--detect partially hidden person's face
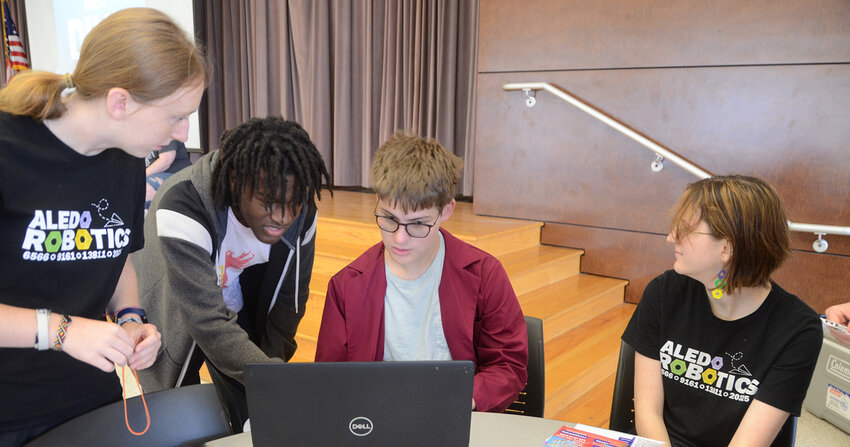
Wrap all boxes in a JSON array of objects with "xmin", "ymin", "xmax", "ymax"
[
  {"xmin": 376, "ymin": 197, "xmax": 454, "ymax": 279},
  {"xmin": 666, "ymin": 213, "xmax": 730, "ymax": 286},
  {"xmin": 119, "ymin": 80, "xmax": 205, "ymax": 158},
  {"xmin": 234, "ymin": 175, "xmax": 301, "ymax": 245}
]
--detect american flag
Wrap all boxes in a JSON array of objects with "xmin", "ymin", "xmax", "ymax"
[{"xmin": 2, "ymin": 0, "xmax": 30, "ymax": 81}]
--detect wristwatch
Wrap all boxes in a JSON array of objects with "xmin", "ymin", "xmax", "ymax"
[
  {"xmin": 117, "ymin": 315, "xmax": 144, "ymax": 326},
  {"xmin": 116, "ymin": 307, "xmax": 148, "ymax": 324}
]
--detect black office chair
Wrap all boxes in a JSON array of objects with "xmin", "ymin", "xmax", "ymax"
[
  {"xmin": 505, "ymin": 316, "xmax": 545, "ymax": 417},
  {"xmin": 25, "ymin": 383, "xmax": 231, "ymax": 447},
  {"xmin": 609, "ymin": 340, "xmax": 797, "ymax": 446},
  {"xmin": 609, "ymin": 340, "xmax": 637, "ymax": 434}
]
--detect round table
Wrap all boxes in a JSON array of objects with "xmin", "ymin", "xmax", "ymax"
[{"xmin": 206, "ymin": 412, "xmax": 574, "ymax": 446}]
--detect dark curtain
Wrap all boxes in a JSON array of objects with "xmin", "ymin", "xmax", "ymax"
[
  {"xmin": 0, "ymin": 0, "xmax": 29, "ymax": 87},
  {"xmin": 194, "ymin": 0, "xmax": 478, "ymax": 194}
]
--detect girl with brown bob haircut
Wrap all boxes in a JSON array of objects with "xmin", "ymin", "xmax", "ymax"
[
  {"xmin": 622, "ymin": 175, "xmax": 822, "ymax": 446},
  {"xmin": 0, "ymin": 8, "xmax": 207, "ymax": 444},
  {"xmin": 669, "ymin": 175, "xmax": 792, "ymax": 294}
]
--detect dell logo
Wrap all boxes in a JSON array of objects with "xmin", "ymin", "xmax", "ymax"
[{"xmin": 349, "ymin": 417, "xmax": 373, "ymax": 436}]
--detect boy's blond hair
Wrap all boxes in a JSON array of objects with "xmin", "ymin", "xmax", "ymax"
[{"xmin": 370, "ymin": 133, "xmax": 463, "ymax": 213}]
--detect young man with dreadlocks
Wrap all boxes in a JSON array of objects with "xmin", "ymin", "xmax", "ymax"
[
  {"xmin": 134, "ymin": 116, "xmax": 331, "ymax": 431},
  {"xmin": 315, "ymin": 133, "xmax": 528, "ymax": 413}
]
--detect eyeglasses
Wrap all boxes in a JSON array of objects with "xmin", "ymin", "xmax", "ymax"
[
  {"xmin": 675, "ymin": 230, "xmax": 716, "ymax": 241},
  {"xmin": 374, "ymin": 208, "xmax": 440, "ymax": 238},
  {"xmin": 670, "ymin": 229, "xmax": 715, "ymax": 242},
  {"xmin": 689, "ymin": 231, "xmax": 714, "ymax": 236}
]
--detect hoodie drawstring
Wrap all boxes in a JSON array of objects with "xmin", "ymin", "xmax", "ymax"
[
  {"xmin": 270, "ymin": 212, "xmax": 315, "ymax": 316},
  {"xmin": 269, "ymin": 236, "xmax": 301, "ymax": 316},
  {"xmin": 294, "ymin": 236, "xmax": 300, "ymax": 314}
]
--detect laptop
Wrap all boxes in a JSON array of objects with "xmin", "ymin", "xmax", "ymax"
[{"xmin": 244, "ymin": 361, "xmax": 475, "ymax": 447}]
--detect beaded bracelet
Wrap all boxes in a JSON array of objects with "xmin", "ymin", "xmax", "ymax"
[{"xmin": 51, "ymin": 314, "xmax": 73, "ymax": 351}]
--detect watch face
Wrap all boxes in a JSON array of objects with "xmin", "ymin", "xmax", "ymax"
[
  {"xmin": 117, "ymin": 308, "xmax": 148, "ymax": 324},
  {"xmin": 118, "ymin": 316, "xmax": 143, "ymax": 326}
]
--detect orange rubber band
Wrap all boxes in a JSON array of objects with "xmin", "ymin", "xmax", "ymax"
[{"xmin": 121, "ymin": 366, "xmax": 151, "ymax": 436}]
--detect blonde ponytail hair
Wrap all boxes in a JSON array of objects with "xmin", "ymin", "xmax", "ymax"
[{"xmin": 0, "ymin": 7, "xmax": 208, "ymax": 120}]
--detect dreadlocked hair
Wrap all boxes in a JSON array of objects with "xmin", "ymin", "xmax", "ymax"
[{"xmin": 211, "ymin": 117, "xmax": 331, "ymax": 215}]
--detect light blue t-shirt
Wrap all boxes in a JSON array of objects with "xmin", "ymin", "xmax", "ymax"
[{"xmin": 383, "ymin": 233, "xmax": 452, "ymax": 361}]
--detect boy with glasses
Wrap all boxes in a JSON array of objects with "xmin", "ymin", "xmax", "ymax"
[{"xmin": 315, "ymin": 134, "xmax": 528, "ymax": 413}]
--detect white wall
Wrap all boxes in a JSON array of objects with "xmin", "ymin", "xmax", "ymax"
[{"xmin": 25, "ymin": 0, "xmax": 202, "ymax": 150}]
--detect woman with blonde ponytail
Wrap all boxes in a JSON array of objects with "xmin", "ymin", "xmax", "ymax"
[{"xmin": 0, "ymin": 8, "xmax": 207, "ymax": 445}]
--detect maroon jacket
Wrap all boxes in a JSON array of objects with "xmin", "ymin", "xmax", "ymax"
[{"xmin": 315, "ymin": 228, "xmax": 528, "ymax": 412}]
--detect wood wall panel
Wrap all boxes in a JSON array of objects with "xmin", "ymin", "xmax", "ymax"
[
  {"xmin": 772, "ymin": 251, "xmax": 850, "ymax": 314},
  {"xmin": 542, "ymin": 222, "xmax": 850, "ymax": 312},
  {"xmin": 474, "ymin": 67, "xmax": 850, "ymax": 255},
  {"xmin": 479, "ymin": 0, "xmax": 850, "ymax": 72}
]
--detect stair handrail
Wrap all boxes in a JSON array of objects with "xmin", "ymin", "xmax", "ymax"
[{"xmin": 502, "ymin": 82, "xmax": 849, "ymax": 253}]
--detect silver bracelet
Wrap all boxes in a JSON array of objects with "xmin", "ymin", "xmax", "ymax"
[
  {"xmin": 117, "ymin": 315, "xmax": 143, "ymax": 326},
  {"xmin": 35, "ymin": 309, "xmax": 51, "ymax": 351}
]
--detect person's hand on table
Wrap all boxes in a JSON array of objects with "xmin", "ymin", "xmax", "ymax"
[
  {"xmin": 824, "ymin": 302, "xmax": 850, "ymax": 347},
  {"xmin": 825, "ymin": 303, "xmax": 850, "ymax": 327}
]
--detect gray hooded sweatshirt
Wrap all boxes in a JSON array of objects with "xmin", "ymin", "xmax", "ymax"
[{"xmin": 134, "ymin": 151, "xmax": 315, "ymax": 392}]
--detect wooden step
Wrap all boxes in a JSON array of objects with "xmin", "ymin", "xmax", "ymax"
[
  {"xmin": 520, "ymin": 274, "xmax": 628, "ymax": 343},
  {"xmin": 318, "ymin": 218, "xmax": 382, "ymax": 247},
  {"xmin": 311, "ymin": 253, "xmax": 352, "ymax": 279},
  {"xmin": 543, "ymin": 303, "xmax": 635, "ymax": 418},
  {"xmin": 311, "ymin": 239, "xmax": 365, "ymax": 299},
  {"xmin": 554, "ymin": 373, "xmax": 616, "ymax": 428},
  {"xmin": 308, "ymin": 272, "xmax": 332, "ymax": 296},
  {"xmin": 304, "ymin": 291, "xmax": 325, "ymax": 321},
  {"xmin": 291, "ymin": 333, "xmax": 317, "ymax": 363},
  {"xmin": 445, "ymin": 198, "xmax": 542, "ymax": 256},
  {"xmin": 499, "ymin": 245, "xmax": 584, "ymax": 296},
  {"xmin": 315, "ymin": 238, "xmax": 373, "ymax": 261},
  {"xmin": 315, "ymin": 190, "xmax": 378, "ymax": 222},
  {"xmin": 298, "ymin": 303, "xmax": 323, "ymax": 340},
  {"xmin": 451, "ymin": 222, "xmax": 543, "ymax": 257}
]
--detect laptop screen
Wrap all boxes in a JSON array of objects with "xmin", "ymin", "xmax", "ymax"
[{"xmin": 244, "ymin": 361, "xmax": 475, "ymax": 447}]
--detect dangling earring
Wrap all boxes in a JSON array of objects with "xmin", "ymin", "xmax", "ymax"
[{"xmin": 711, "ymin": 269, "xmax": 727, "ymax": 299}]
